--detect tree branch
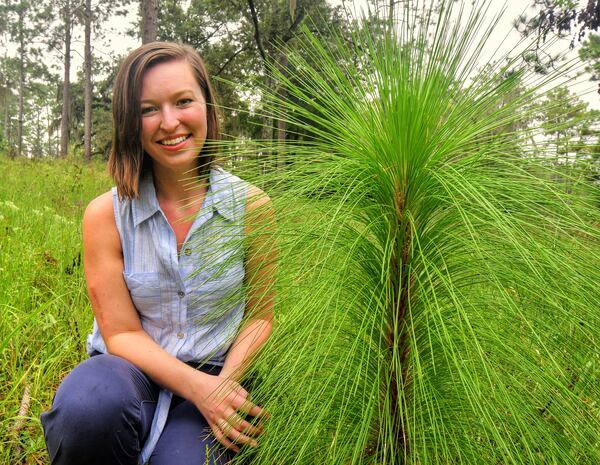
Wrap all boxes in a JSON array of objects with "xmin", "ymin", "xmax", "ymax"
[
  {"xmin": 283, "ymin": 6, "xmax": 305, "ymax": 43},
  {"xmin": 187, "ymin": 22, "xmax": 228, "ymax": 49},
  {"xmin": 246, "ymin": 0, "xmax": 267, "ymax": 62},
  {"xmin": 214, "ymin": 44, "xmax": 251, "ymax": 77}
]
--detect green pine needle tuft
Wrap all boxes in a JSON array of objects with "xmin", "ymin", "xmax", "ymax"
[{"xmin": 209, "ymin": 1, "xmax": 600, "ymax": 463}]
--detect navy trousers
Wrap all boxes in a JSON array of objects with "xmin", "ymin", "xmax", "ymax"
[{"xmin": 40, "ymin": 353, "xmax": 233, "ymax": 465}]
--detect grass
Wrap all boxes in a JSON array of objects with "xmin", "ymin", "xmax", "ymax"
[
  {"xmin": 0, "ymin": 155, "xmax": 111, "ymax": 464},
  {"xmin": 1, "ymin": 154, "xmax": 599, "ymax": 464}
]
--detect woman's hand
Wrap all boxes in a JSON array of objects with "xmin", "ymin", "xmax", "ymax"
[{"xmin": 192, "ymin": 374, "xmax": 265, "ymax": 453}]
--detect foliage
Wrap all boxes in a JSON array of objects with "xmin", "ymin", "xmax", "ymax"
[
  {"xmin": 0, "ymin": 156, "xmax": 111, "ymax": 463},
  {"xmin": 514, "ymin": 0, "xmax": 600, "ymax": 45},
  {"xmin": 209, "ymin": 1, "xmax": 600, "ymax": 464},
  {"xmin": 579, "ymin": 32, "xmax": 600, "ymax": 80},
  {"xmin": 537, "ymin": 86, "xmax": 592, "ymax": 161},
  {"xmin": 156, "ymin": 0, "xmax": 351, "ymax": 140}
]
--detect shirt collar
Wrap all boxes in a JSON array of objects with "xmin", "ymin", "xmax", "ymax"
[
  {"xmin": 205, "ymin": 168, "xmax": 238, "ymax": 222},
  {"xmin": 132, "ymin": 171, "xmax": 160, "ymax": 227},
  {"xmin": 131, "ymin": 168, "xmax": 238, "ymax": 227}
]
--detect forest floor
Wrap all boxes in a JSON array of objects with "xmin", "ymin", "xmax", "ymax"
[{"xmin": 0, "ymin": 156, "xmax": 112, "ymax": 464}]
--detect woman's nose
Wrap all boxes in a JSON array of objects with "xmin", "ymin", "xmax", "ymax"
[{"xmin": 159, "ymin": 107, "xmax": 179, "ymax": 132}]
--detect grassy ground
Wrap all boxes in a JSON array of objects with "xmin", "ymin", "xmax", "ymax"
[{"xmin": 0, "ymin": 155, "xmax": 112, "ymax": 464}]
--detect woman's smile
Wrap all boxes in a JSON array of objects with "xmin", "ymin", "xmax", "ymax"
[
  {"xmin": 156, "ymin": 133, "xmax": 192, "ymax": 150},
  {"xmin": 140, "ymin": 59, "xmax": 208, "ymax": 173}
]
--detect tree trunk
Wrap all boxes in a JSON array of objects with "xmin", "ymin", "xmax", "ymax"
[
  {"xmin": 7, "ymin": 117, "xmax": 14, "ymax": 158},
  {"xmin": 17, "ymin": 6, "xmax": 25, "ymax": 158},
  {"xmin": 60, "ymin": 0, "xmax": 71, "ymax": 158},
  {"xmin": 84, "ymin": 0, "xmax": 93, "ymax": 162},
  {"xmin": 3, "ymin": 89, "xmax": 9, "ymax": 146},
  {"xmin": 35, "ymin": 107, "xmax": 42, "ymax": 157},
  {"xmin": 46, "ymin": 104, "xmax": 52, "ymax": 157},
  {"xmin": 276, "ymin": 46, "xmax": 288, "ymax": 172},
  {"xmin": 141, "ymin": 0, "xmax": 159, "ymax": 44},
  {"xmin": 259, "ymin": 74, "xmax": 273, "ymax": 175}
]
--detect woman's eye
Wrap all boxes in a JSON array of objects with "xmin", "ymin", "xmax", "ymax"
[
  {"xmin": 141, "ymin": 107, "xmax": 156, "ymax": 115},
  {"xmin": 178, "ymin": 98, "xmax": 193, "ymax": 106}
]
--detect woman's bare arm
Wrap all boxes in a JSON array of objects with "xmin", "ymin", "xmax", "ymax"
[
  {"xmin": 83, "ymin": 192, "xmax": 263, "ymax": 451},
  {"xmin": 220, "ymin": 185, "xmax": 276, "ymax": 382}
]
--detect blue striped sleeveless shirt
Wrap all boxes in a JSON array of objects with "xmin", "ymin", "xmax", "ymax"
[{"xmin": 86, "ymin": 167, "xmax": 247, "ymax": 463}]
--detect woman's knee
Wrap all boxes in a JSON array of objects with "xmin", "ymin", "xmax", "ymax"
[
  {"xmin": 50, "ymin": 355, "xmax": 151, "ymax": 423},
  {"xmin": 41, "ymin": 354, "xmax": 157, "ymax": 463}
]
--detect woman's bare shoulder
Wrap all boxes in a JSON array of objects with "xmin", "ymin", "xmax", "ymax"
[
  {"xmin": 245, "ymin": 184, "xmax": 274, "ymax": 238},
  {"xmin": 83, "ymin": 191, "xmax": 118, "ymax": 245},
  {"xmin": 246, "ymin": 184, "xmax": 272, "ymax": 214}
]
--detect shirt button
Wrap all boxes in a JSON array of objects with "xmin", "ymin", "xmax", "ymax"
[
  {"xmin": 177, "ymin": 290, "xmax": 185, "ymax": 298},
  {"xmin": 177, "ymin": 332, "xmax": 184, "ymax": 339},
  {"xmin": 184, "ymin": 248, "xmax": 192, "ymax": 256}
]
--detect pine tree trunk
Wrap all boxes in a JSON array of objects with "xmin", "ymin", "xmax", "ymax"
[
  {"xmin": 60, "ymin": 0, "xmax": 71, "ymax": 158},
  {"xmin": 260, "ymin": 74, "xmax": 274, "ymax": 175},
  {"xmin": 276, "ymin": 47, "xmax": 288, "ymax": 172},
  {"xmin": 35, "ymin": 108, "xmax": 41, "ymax": 157},
  {"xmin": 385, "ymin": 189, "xmax": 413, "ymax": 462},
  {"xmin": 84, "ymin": 0, "xmax": 93, "ymax": 162},
  {"xmin": 141, "ymin": 0, "xmax": 159, "ymax": 44},
  {"xmin": 3, "ymin": 96, "xmax": 9, "ymax": 145},
  {"xmin": 17, "ymin": 7, "xmax": 25, "ymax": 158},
  {"xmin": 46, "ymin": 104, "xmax": 52, "ymax": 157}
]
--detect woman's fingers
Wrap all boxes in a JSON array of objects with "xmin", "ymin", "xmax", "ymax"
[
  {"xmin": 217, "ymin": 419, "xmax": 258, "ymax": 447},
  {"xmin": 211, "ymin": 424, "xmax": 240, "ymax": 453},
  {"xmin": 199, "ymin": 376, "xmax": 268, "ymax": 450},
  {"xmin": 236, "ymin": 397, "xmax": 268, "ymax": 419},
  {"xmin": 228, "ymin": 412, "xmax": 262, "ymax": 437}
]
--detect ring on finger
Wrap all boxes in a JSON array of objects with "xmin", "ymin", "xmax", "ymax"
[{"xmin": 217, "ymin": 419, "xmax": 232, "ymax": 434}]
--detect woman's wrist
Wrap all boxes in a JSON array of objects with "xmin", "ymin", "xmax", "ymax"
[
  {"xmin": 218, "ymin": 367, "xmax": 237, "ymax": 381},
  {"xmin": 186, "ymin": 366, "xmax": 217, "ymax": 401}
]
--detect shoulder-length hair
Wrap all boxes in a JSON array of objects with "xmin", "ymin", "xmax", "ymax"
[{"xmin": 108, "ymin": 42, "xmax": 220, "ymax": 199}]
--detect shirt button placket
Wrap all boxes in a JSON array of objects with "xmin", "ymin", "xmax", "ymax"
[
  {"xmin": 177, "ymin": 290, "xmax": 185, "ymax": 328},
  {"xmin": 176, "ymin": 287, "xmax": 186, "ymax": 344}
]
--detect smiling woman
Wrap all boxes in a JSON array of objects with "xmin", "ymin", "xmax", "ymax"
[
  {"xmin": 39, "ymin": 42, "xmax": 275, "ymax": 465},
  {"xmin": 139, "ymin": 60, "xmax": 208, "ymax": 173}
]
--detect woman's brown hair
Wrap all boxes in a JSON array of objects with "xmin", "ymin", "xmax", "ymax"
[{"xmin": 108, "ymin": 42, "xmax": 220, "ymax": 198}]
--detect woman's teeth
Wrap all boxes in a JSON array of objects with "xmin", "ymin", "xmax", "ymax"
[{"xmin": 160, "ymin": 135, "xmax": 188, "ymax": 146}]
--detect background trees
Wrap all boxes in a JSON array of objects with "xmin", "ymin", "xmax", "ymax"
[
  {"xmin": 0, "ymin": 0, "xmax": 51, "ymax": 157},
  {"xmin": 2, "ymin": 2, "xmax": 600, "ymax": 464},
  {"xmin": 0, "ymin": 0, "xmax": 352, "ymax": 159},
  {"xmin": 1, "ymin": 0, "xmax": 599, "ymax": 172}
]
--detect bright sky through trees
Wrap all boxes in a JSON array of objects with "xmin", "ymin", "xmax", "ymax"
[
  {"xmin": 92, "ymin": 0, "xmax": 599, "ymax": 109},
  {"xmin": 2, "ymin": 0, "xmax": 597, "ymax": 107}
]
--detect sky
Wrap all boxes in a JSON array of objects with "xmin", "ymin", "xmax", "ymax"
[
  {"xmin": 7, "ymin": 0, "xmax": 598, "ymax": 109},
  {"xmin": 331, "ymin": 0, "xmax": 598, "ymax": 108},
  {"xmin": 90, "ymin": 0, "xmax": 597, "ymax": 108}
]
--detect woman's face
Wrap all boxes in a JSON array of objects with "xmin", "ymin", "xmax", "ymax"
[{"xmin": 139, "ymin": 59, "xmax": 208, "ymax": 174}]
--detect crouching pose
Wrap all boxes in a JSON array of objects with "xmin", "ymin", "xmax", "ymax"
[{"xmin": 41, "ymin": 42, "xmax": 274, "ymax": 465}]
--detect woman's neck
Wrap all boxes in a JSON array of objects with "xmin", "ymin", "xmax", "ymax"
[
  {"xmin": 150, "ymin": 164, "xmax": 209, "ymax": 252},
  {"xmin": 151, "ymin": 164, "xmax": 208, "ymax": 203}
]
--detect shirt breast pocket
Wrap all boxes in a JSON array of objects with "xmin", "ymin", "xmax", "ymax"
[
  {"xmin": 123, "ymin": 271, "xmax": 166, "ymax": 328},
  {"xmin": 189, "ymin": 261, "xmax": 245, "ymax": 318}
]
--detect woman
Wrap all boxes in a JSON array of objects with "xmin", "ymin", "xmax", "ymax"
[{"xmin": 41, "ymin": 42, "xmax": 275, "ymax": 465}]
